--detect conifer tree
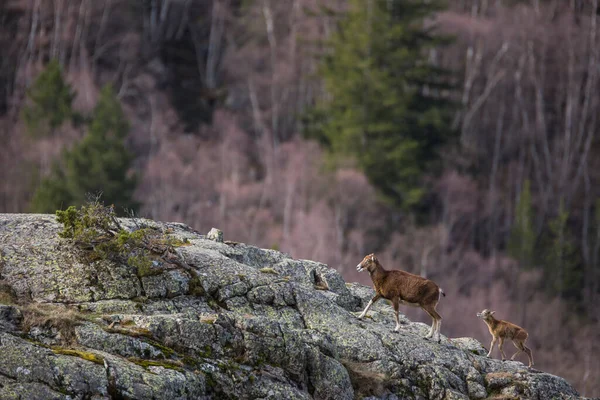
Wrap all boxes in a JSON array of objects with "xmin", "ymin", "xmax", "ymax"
[
  {"xmin": 31, "ymin": 85, "xmax": 138, "ymax": 213},
  {"xmin": 307, "ymin": 0, "xmax": 455, "ymax": 209},
  {"xmin": 21, "ymin": 60, "xmax": 74, "ymax": 137}
]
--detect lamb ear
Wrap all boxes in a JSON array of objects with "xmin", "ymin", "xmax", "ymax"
[{"xmin": 490, "ymin": 311, "xmax": 495, "ymax": 315}]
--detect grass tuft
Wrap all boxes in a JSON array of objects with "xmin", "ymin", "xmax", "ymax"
[{"xmin": 20, "ymin": 303, "xmax": 83, "ymax": 345}]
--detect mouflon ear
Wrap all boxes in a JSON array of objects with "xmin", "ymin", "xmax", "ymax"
[
  {"xmin": 490, "ymin": 311, "xmax": 495, "ymax": 315},
  {"xmin": 370, "ymin": 255, "xmax": 375, "ymax": 261}
]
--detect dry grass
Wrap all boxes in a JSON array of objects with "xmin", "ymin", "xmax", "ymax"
[
  {"xmin": 200, "ymin": 314, "xmax": 218, "ymax": 324},
  {"xmin": 104, "ymin": 325, "xmax": 153, "ymax": 338},
  {"xmin": 259, "ymin": 267, "xmax": 278, "ymax": 274},
  {"xmin": 0, "ymin": 281, "xmax": 16, "ymax": 304},
  {"xmin": 20, "ymin": 303, "xmax": 83, "ymax": 345},
  {"xmin": 341, "ymin": 360, "xmax": 389, "ymax": 398}
]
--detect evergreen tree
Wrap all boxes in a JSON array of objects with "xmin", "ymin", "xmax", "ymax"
[
  {"xmin": 31, "ymin": 85, "xmax": 138, "ymax": 213},
  {"xmin": 306, "ymin": 0, "xmax": 455, "ymax": 209},
  {"xmin": 21, "ymin": 60, "xmax": 75, "ymax": 137},
  {"xmin": 507, "ymin": 180, "xmax": 536, "ymax": 269}
]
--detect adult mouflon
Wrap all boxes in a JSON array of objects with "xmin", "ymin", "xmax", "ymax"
[{"xmin": 356, "ymin": 253, "xmax": 445, "ymax": 342}]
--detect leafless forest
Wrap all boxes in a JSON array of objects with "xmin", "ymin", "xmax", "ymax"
[{"xmin": 0, "ymin": 0, "xmax": 599, "ymax": 395}]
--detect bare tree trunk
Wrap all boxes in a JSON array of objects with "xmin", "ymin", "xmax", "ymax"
[
  {"xmin": 176, "ymin": 0, "xmax": 191, "ymax": 39},
  {"xmin": 488, "ymin": 102, "xmax": 505, "ymax": 255},
  {"xmin": 93, "ymin": 0, "xmax": 112, "ymax": 75},
  {"xmin": 262, "ymin": 0, "xmax": 279, "ymax": 149},
  {"xmin": 528, "ymin": 39, "xmax": 552, "ymax": 231},
  {"xmin": 248, "ymin": 78, "xmax": 271, "ymax": 245},
  {"xmin": 282, "ymin": 179, "xmax": 295, "ymax": 249},
  {"xmin": 566, "ymin": 0, "xmax": 598, "ymax": 209},
  {"xmin": 559, "ymin": 32, "xmax": 577, "ymax": 199},
  {"xmin": 206, "ymin": 0, "xmax": 225, "ymax": 90},
  {"xmin": 26, "ymin": 0, "xmax": 41, "ymax": 65},
  {"xmin": 51, "ymin": 0, "xmax": 63, "ymax": 60},
  {"xmin": 69, "ymin": 0, "xmax": 86, "ymax": 72}
]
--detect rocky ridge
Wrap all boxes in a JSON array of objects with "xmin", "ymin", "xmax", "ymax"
[{"xmin": 0, "ymin": 213, "xmax": 587, "ymax": 399}]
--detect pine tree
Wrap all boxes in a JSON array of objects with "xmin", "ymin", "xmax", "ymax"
[
  {"xmin": 21, "ymin": 60, "xmax": 75, "ymax": 137},
  {"xmin": 31, "ymin": 85, "xmax": 138, "ymax": 213},
  {"xmin": 306, "ymin": 0, "xmax": 455, "ymax": 210}
]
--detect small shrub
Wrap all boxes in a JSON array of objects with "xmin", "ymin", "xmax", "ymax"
[
  {"xmin": 55, "ymin": 199, "xmax": 183, "ymax": 278},
  {"xmin": 128, "ymin": 255, "xmax": 160, "ymax": 278}
]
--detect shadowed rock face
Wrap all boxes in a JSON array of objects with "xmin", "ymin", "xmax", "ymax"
[{"xmin": 0, "ymin": 214, "xmax": 585, "ymax": 400}]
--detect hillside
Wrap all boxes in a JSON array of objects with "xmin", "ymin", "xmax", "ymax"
[
  {"xmin": 2, "ymin": 1, "xmax": 600, "ymax": 395},
  {"xmin": 0, "ymin": 213, "xmax": 586, "ymax": 399}
]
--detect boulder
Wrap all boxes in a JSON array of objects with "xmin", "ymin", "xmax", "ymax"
[{"xmin": 0, "ymin": 213, "xmax": 586, "ymax": 399}]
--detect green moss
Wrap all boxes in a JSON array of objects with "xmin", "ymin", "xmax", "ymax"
[
  {"xmin": 198, "ymin": 345, "xmax": 213, "ymax": 358},
  {"xmin": 259, "ymin": 267, "xmax": 278, "ymax": 275},
  {"xmin": 203, "ymin": 370, "xmax": 218, "ymax": 388},
  {"xmin": 133, "ymin": 296, "xmax": 149, "ymax": 304},
  {"xmin": 145, "ymin": 340, "xmax": 177, "ymax": 358},
  {"xmin": 217, "ymin": 360, "xmax": 240, "ymax": 371},
  {"xmin": 127, "ymin": 357, "xmax": 184, "ymax": 372},
  {"xmin": 52, "ymin": 348, "xmax": 105, "ymax": 365},
  {"xmin": 207, "ymin": 299, "xmax": 220, "ymax": 311},
  {"xmin": 170, "ymin": 237, "xmax": 191, "ymax": 247},
  {"xmin": 182, "ymin": 355, "xmax": 201, "ymax": 367},
  {"xmin": 188, "ymin": 275, "xmax": 205, "ymax": 296}
]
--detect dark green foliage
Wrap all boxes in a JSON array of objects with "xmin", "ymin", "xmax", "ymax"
[
  {"xmin": 306, "ymin": 0, "xmax": 456, "ymax": 209},
  {"xmin": 55, "ymin": 200, "xmax": 178, "ymax": 277},
  {"xmin": 31, "ymin": 85, "xmax": 138, "ymax": 213},
  {"xmin": 542, "ymin": 200, "xmax": 582, "ymax": 300},
  {"xmin": 22, "ymin": 60, "xmax": 75, "ymax": 137},
  {"xmin": 507, "ymin": 184, "xmax": 582, "ymax": 301},
  {"xmin": 507, "ymin": 180, "xmax": 536, "ymax": 269}
]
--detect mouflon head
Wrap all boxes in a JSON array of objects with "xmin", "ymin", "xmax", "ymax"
[
  {"xmin": 356, "ymin": 253, "xmax": 379, "ymax": 273},
  {"xmin": 477, "ymin": 309, "xmax": 495, "ymax": 320}
]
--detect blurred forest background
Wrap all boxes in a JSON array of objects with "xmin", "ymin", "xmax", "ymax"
[{"xmin": 0, "ymin": 0, "xmax": 599, "ymax": 395}]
